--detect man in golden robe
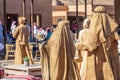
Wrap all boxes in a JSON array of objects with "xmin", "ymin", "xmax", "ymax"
[
  {"xmin": 13, "ymin": 17, "xmax": 34, "ymax": 64},
  {"xmin": 78, "ymin": 19, "xmax": 90, "ymax": 80},
  {"xmin": 75, "ymin": 6, "xmax": 120, "ymax": 80},
  {"xmin": 39, "ymin": 21, "xmax": 80, "ymax": 80}
]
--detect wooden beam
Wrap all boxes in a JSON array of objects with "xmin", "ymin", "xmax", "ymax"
[
  {"xmin": 23, "ymin": 0, "xmax": 26, "ymax": 17},
  {"xmin": 3, "ymin": 0, "xmax": 6, "ymax": 54},
  {"xmin": 85, "ymin": 0, "xmax": 87, "ymax": 18},
  {"xmin": 31, "ymin": 0, "xmax": 34, "ymax": 40}
]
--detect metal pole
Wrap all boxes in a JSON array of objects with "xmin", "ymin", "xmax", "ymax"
[
  {"xmin": 31, "ymin": 0, "xmax": 34, "ymax": 41},
  {"xmin": 85, "ymin": 0, "xmax": 87, "ymax": 18},
  {"xmin": 3, "ymin": 0, "xmax": 6, "ymax": 54},
  {"xmin": 76, "ymin": 0, "xmax": 79, "ymax": 39},
  {"xmin": 23, "ymin": 0, "xmax": 26, "ymax": 17}
]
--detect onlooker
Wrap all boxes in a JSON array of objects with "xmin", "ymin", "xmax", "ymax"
[
  {"xmin": 0, "ymin": 20, "xmax": 4, "ymax": 51},
  {"xmin": 10, "ymin": 21, "xmax": 16, "ymax": 34},
  {"xmin": 51, "ymin": 25, "xmax": 57, "ymax": 31},
  {"xmin": 6, "ymin": 30, "xmax": 12, "ymax": 44},
  {"xmin": 44, "ymin": 28, "xmax": 52, "ymax": 41},
  {"xmin": 71, "ymin": 21, "xmax": 77, "ymax": 33},
  {"xmin": 13, "ymin": 17, "xmax": 34, "ymax": 64},
  {"xmin": 10, "ymin": 21, "xmax": 17, "ymax": 43},
  {"xmin": 0, "ymin": 21, "xmax": 4, "ymax": 43},
  {"xmin": 33, "ymin": 22, "xmax": 38, "ymax": 38},
  {"xmin": 24, "ymin": 19, "xmax": 31, "ymax": 34},
  {"xmin": 36, "ymin": 27, "xmax": 45, "ymax": 41},
  {"xmin": 0, "ymin": 43, "xmax": 4, "ymax": 51},
  {"xmin": 24, "ymin": 19, "xmax": 31, "ymax": 41}
]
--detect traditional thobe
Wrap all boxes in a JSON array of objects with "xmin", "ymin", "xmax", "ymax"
[{"xmin": 13, "ymin": 24, "xmax": 34, "ymax": 64}]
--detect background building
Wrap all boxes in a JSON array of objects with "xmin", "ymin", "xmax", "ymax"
[
  {"xmin": 0, "ymin": 0, "xmax": 119, "ymax": 31},
  {"xmin": 52, "ymin": 0, "xmax": 117, "ymax": 31},
  {"xmin": 115, "ymin": 0, "xmax": 120, "ymax": 24},
  {"xmin": 52, "ymin": 0, "xmax": 92, "ymax": 31},
  {"xmin": 0, "ymin": 0, "xmax": 52, "ymax": 31},
  {"xmin": 93, "ymin": 0, "xmax": 115, "ymax": 19}
]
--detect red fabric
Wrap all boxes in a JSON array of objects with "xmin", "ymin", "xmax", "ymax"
[
  {"xmin": 6, "ymin": 75, "xmax": 41, "ymax": 80},
  {"xmin": 0, "ymin": 68, "xmax": 4, "ymax": 74},
  {"xmin": 0, "ymin": 68, "xmax": 4, "ymax": 78}
]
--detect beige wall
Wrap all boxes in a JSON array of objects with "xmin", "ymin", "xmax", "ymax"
[
  {"xmin": 0, "ymin": 0, "xmax": 52, "ymax": 28},
  {"xmin": 52, "ymin": 11, "xmax": 67, "ymax": 25},
  {"xmin": 52, "ymin": 11, "xmax": 67, "ymax": 19},
  {"xmin": 94, "ymin": 0, "xmax": 114, "ymax": 5},
  {"xmin": 68, "ymin": 5, "xmax": 92, "ymax": 16}
]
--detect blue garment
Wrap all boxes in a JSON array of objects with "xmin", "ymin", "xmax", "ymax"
[
  {"xmin": 0, "ymin": 25, "xmax": 3, "ymax": 43},
  {"xmin": 6, "ymin": 33, "xmax": 12, "ymax": 44},
  {"xmin": 45, "ymin": 31, "xmax": 52, "ymax": 40}
]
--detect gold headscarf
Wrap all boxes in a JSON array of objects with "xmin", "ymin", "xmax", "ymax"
[
  {"xmin": 18, "ymin": 17, "xmax": 26, "ymax": 24},
  {"xmin": 76, "ymin": 6, "xmax": 118, "ymax": 52},
  {"xmin": 40, "ymin": 21, "xmax": 80, "ymax": 80}
]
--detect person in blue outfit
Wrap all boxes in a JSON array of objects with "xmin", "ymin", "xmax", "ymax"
[
  {"xmin": 0, "ymin": 20, "xmax": 4, "ymax": 44},
  {"xmin": 44, "ymin": 28, "xmax": 52, "ymax": 41}
]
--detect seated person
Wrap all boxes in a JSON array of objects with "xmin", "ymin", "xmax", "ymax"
[{"xmin": 44, "ymin": 28, "xmax": 52, "ymax": 41}]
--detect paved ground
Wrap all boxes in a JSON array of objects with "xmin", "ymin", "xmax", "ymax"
[
  {"xmin": 0, "ymin": 58, "xmax": 40, "ymax": 68},
  {"xmin": 0, "ymin": 56, "xmax": 119, "ymax": 68},
  {"xmin": 0, "ymin": 49, "xmax": 40, "ymax": 67}
]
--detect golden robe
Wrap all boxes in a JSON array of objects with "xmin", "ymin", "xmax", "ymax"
[
  {"xmin": 75, "ymin": 6, "xmax": 120, "ymax": 80},
  {"xmin": 78, "ymin": 29, "xmax": 89, "ymax": 80},
  {"xmin": 39, "ymin": 21, "xmax": 80, "ymax": 80},
  {"xmin": 13, "ymin": 24, "xmax": 34, "ymax": 64}
]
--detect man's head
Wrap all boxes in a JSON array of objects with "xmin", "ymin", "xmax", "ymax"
[
  {"xmin": 94, "ymin": 6, "xmax": 106, "ymax": 13},
  {"xmin": 18, "ymin": 17, "xmax": 26, "ymax": 24},
  {"xmin": 83, "ymin": 19, "xmax": 90, "ymax": 29}
]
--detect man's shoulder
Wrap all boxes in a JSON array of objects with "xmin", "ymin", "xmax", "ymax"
[{"xmin": 17, "ymin": 25, "xmax": 25, "ymax": 29}]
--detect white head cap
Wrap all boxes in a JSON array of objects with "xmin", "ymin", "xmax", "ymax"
[{"xmin": 83, "ymin": 19, "xmax": 90, "ymax": 29}]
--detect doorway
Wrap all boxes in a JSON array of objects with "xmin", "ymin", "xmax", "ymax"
[{"xmin": 6, "ymin": 14, "xmax": 18, "ymax": 31}]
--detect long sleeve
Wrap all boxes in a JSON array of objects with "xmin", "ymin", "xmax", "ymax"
[{"xmin": 13, "ymin": 27, "xmax": 19, "ymax": 38}]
